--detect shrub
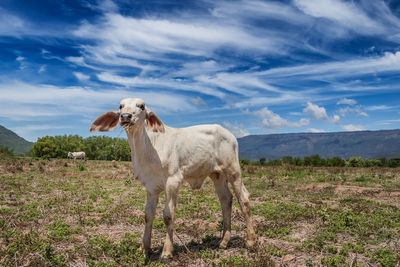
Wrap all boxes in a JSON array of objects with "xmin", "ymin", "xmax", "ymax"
[{"xmin": 0, "ymin": 145, "xmax": 14, "ymax": 158}]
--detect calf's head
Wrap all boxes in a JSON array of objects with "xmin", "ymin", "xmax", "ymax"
[{"xmin": 90, "ymin": 98, "xmax": 164, "ymax": 133}]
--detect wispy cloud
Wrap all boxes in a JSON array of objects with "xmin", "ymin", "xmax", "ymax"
[
  {"xmin": 338, "ymin": 106, "xmax": 368, "ymax": 118},
  {"xmin": 73, "ymin": 72, "xmax": 90, "ymax": 82},
  {"xmin": 337, "ymin": 98, "xmax": 357, "ymax": 105},
  {"xmin": 97, "ymin": 72, "xmax": 225, "ymax": 98},
  {"xmin": 16, "ymin": 56, "xmax": 27, "ymax": 70},
  {"xmin": 38, "ymin": 65, "xmax": 46, "ymax": 74},
  {"xmin": 11, "ymin": 124, "xmax": 72, "ymax": 137},
  {"xmin": 0, "ymin": 8, "xmax": 26, "ymax": 36},
  {"xmin": 366, "ymin": 105, "xmax": 393, "ymax": 111},
  {"xmin": 258, "ymin": 52, "xmax": 400, "ymax": 80},
  {"xmin": 0, "ymin": 81, "xmax": 194, "ymax": 120},
  {"xmin": 294, "ymin": 0, "xmax": 384, "ymax": 36},
  {"xmin": 222, "ymin": 122, "xmax": 249, "ymax": 138},
  {"xmin": 190, "ymin": 96, "xmax": 206, "ymax": 106},
  {"xmin": 73, "ymin": 13, "xmax": 282, "ymax": 62}
]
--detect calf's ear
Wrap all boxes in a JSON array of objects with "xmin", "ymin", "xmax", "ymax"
[
  {"xmin": 90, "ymin": 111, "xmax": 120, "ymax": 132},
  {"xmin": 146, "ymin": 109, "xmax": 165, "ymax": 133}
]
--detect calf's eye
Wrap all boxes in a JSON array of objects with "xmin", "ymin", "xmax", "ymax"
[
  {"xmin": 139, "ymin": 105, "xmax": 145, "ymax": 110},
  {"xmin": 119, "ymin": 104, "xmax": 123, "ymax": 109}
]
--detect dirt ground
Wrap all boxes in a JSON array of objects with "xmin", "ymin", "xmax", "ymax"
[{"xmin": 0, "ymin": 158, "xmax": 399, "ymax": 266}]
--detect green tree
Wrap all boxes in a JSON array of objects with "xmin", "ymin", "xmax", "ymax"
[
  {"xmin": 326, "ymin": 157, "xmax": 346, "ymax": 167},
  {"xmin": 292, "ymin": 157, "xmax": 304, "ymax": 166},
  {"xmin": 282, "ymin": 156, "xmax": 293, "ymax": 165},
  {"xmin": 304, "ymin": 154, "xmax": 324, "ymax": 166},
  {"xmin": 33, "ymin": 136, "xmax": 58, "ymax": 159},
  {"xmin": 347, "ymin": 157, "xmax": 364, "ymax": 167},
  {"xmin": 112, "ymin": 138, "xmax": 131, "ymax": 161},
  {"xmin": 388, "ymin": 158, "xmax": 400, "ymax": 168}
]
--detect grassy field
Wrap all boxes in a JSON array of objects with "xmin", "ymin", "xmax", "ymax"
[{"xmin": 0, "ymin": 158, "xmax": 399, "ymax": 266}]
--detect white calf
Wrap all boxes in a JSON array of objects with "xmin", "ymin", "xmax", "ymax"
[{"xmin": 90, "ymin": 98, "xmax": 256, "ymax": 259}]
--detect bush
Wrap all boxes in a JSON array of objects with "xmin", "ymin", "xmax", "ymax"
[
  {"xmin": 0, "ymin": 145, "xmax": 14, "ymax": 158},
  {"xmin": 347, "ymin": 157, "xmax": 364, "ymax": 167}
]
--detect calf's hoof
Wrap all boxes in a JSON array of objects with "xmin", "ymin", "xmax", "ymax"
[
  {"xmin": 219, "ymin": 231, "xmax": 231, "ymax": 249},
  {"xmin": 160, "ymin": 252, "xmax": 173, "ymax": 262},
  {"xmin": 246, "ymin": 238, "xmax": 256, "ymax": 248},
  {"xmin": 218, "ymin": 242, "xmax": 228, "ymax": 249}
]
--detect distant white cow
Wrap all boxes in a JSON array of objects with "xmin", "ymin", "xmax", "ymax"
[{"xmin": 68, "ymin": 152, "xmax": 86, "ymax": 160}]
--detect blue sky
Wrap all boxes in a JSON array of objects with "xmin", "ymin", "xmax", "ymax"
[{"xmin": 1, "ymin": 0, "xmax": 400, "ymax": 142}]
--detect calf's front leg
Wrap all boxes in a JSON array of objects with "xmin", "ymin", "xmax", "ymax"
[
  {"xmin": 161, "ymin": 177, "xmax": 181, "ymax": 259},
  {"xmin": 141, "ymin": 191, "xmax": 159, "ymax": 254}
]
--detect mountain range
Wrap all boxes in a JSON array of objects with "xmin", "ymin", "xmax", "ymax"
[
  {"xmin": 237, "ymin": 129, "xmax": 400, "ymax": 160},
  {"xmin": 0, "ymin": 125, "xmax": 33, "ymax": 155}
]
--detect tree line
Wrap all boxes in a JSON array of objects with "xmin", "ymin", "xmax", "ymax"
[
  {"xmin": 2, "ymin": 135, "xmax": 399, "ymax": 168},
  {"xmin": 241, "ymin": 154, "xmax": 400, "ymax": 168},
  {"xmin": 31, "ymin": 135, "xmax": 131, "ymax": 161}
]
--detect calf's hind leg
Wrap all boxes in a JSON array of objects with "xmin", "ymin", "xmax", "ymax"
[
  {"xmin": 211, "ymin": 173, "xmax": 233, "ymax": 248},
  {"xmin": 229, "ymin": 174, "xmax": 257, "ymax": 247}
]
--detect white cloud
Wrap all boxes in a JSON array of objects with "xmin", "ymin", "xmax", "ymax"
[
  {"xmin": 294, "ymin": 0, "xmax": 384, "ymax": 35},
  {"xmin": 195, "ymin": 73, "xmax": 263, "ymax": 96},
  {"xmin": 253, "ymin": 107, "xmax": 309, "ymax": 129},
  {"xmin": 16, "ymin": 56, "xmax": 27, "ymax": 70},
  {"xmin": 308, "ymin": 128, "xmax": 326, "ymax": 133},
  {"xmin": 176, "ymin": 60, "xmax": 231, "ymax": 77},
  {"xmin": 232, "ymin": 92, "xmax": 308, "ymax": 109},
  {"xmin": 0, "ymin": 8, "xmax": 25, "ymax": 36},
  {"xmin": 97, "ymin": 72, "xmax": 225, "ymax": 98},
  {"xmin": 303, "ymin": 102, "xmax": 329, "ymax": 121},
  {"xmin": 366, "ymin": 105, "xmax": 392, "ymax": 111},
  {"xmin": 38, "ymin": 65, "xmax": 46, "ymax": 74},
  {"xmin": 342, "ymin": 124, "xmax": 366, "ymax": 131},
  {"xmin": 378, "ymin": 119, "xmax": 400, "ymax": 125},
  {"xmin": 0, "ymin": 80, "xmax": 194, "ymax": 120},
  {"xmin": 222, "ymin": 122, "xmax": 250, "ymax": 138},
  {"xmin": 73, "ymin": 72, "xmax": 90, "ymax": 81},
  {"xmin": 190, "ymin": 96, "xmax": 206, "ymax": 106},
  {"xmin": 303, "ymin": 102, "xmax": 340, "ymax": 124},
  {"xmin": 258, "ymin": 52, "xmax": 400, "ymax": 80},
  {"xmin": 338, "ymin": 106, "xmax": 368, "ymax": 117},
  {"xmin": 11, "ymin": 125, "xmax": 72, "ymax": 139},
  {"xmin": 337, "ymin": 98, "xmax": 357, "ymax": 105},
  {"xmin": 73, "ymin": 13, "xmax": 281, "ymax": 61}
]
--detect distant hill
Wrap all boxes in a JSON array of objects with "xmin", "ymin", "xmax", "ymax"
[
  {"xmin": 0, "ymin": 125, "xmax": 33, "ymax": 155},
  {"xmin": 238, "ymin": 129, "xmax": 400, "ymax": 160}
]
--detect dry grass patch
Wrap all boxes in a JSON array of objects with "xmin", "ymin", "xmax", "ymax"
[{"xmin": 0, "ymin": 158, "xmax": 399, "ymax": 266}]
